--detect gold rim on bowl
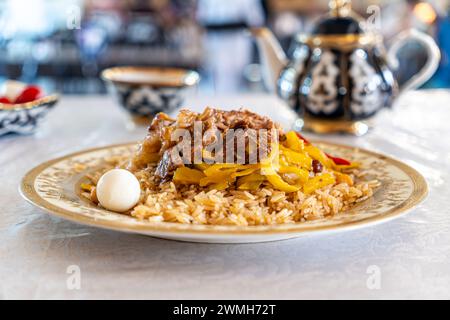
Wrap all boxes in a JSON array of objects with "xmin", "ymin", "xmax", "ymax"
[
  {"xmin": 0, "ymin": 94, "xmax": 59, "ymax": 111},
  {"xmin": 19, "ymin": 141, "xmax": 428, "ymax": 236},
  {"xmin": 101, "ymin": 66, "xmax": 200, "ymax": 88}
]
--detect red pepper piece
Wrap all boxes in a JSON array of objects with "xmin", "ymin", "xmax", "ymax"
[
  {"xmin": 14, "ymin": 85, "xmax": 43, "ymax": 104},
  {"xmin": 295, "ymin": 132, "xmax": 310, "ymax": 144},
  {"xmin": 0, "ymin": 96, "xmax": 11, "ymax": 104},
  {"xmin": 326, "ymin": 153, "xmax": 351, "ymax": 165}
]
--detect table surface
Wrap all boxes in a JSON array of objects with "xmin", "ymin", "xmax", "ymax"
[{"xmin": 1, "ymin": 91, "xmax": 450, "ymax": 299}]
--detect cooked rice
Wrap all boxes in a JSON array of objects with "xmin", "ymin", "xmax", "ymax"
[{"xmin": 83, "ymin": 157, "xmax": 380, "ymax": 226}]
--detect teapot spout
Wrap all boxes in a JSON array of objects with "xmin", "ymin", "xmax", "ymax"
[{"xmin": 250, "ymin": 27, "xmax": 288, "ymax": 93}]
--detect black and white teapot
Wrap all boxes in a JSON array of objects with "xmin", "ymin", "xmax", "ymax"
[{"xmin": 252, "ymin": 0, "xmax": 440, "ymax": 135}]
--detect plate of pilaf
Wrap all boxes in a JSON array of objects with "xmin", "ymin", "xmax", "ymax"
[{"xmin": 20, "ymin": 108, "xmax": 427, "ymax": 243}]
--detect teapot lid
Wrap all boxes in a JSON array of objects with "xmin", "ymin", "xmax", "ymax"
[
  {"xmin": 312, "ymin": 0, "xmax": 362, "ymax": 35},
  {"xmin": 312, "ymin": 17, "xmax": 362, "ymax": 35},
  {"xmin": 296, "ymin": 0, "xmax": 381, "ymax": 50}
]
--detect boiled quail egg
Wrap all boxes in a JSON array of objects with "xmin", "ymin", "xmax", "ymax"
[{"xmin": 96, "ymin": 169, "xmax": 141, "ymax": 212}]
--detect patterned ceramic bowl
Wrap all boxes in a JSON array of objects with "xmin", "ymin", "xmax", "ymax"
[
  {"xmin": 0, "ymin": 95, "xmax": 59, "ymax": 137},
  {"xmin": 101, "ymin": 66, "xmax": 200, "ymax": 122}
]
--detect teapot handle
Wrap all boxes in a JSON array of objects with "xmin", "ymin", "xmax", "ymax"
[{"xmin": 387, "ymin": 28, "xmax": 441, "ymax": 93}]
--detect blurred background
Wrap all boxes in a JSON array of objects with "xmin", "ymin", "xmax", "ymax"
[{"xmin": 0, "ymin": 0, "xmax": 449, "ymax": 95}]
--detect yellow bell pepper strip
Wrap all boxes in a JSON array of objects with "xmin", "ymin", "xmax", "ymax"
[
  {"xmin": 173, "ymin": 167, "xmax": 206, "ymax": 184},
  {"xmin": 265, "ymin": 174, "xmax": 300, "ymax": 192},
  {"xmin": 304, "ymin": 145, "xmax": 334, "ymax": 168},
  {"xmin": 208, "ymin": 181, "xmax": 229, "ymax": 191},
  {"xmin": 201, "ymin": 164, "xmax": 261, "ymax": 185},
  {"xmin": 278, "ymin": 166, "xmax": 309, "ymax": 183},
  {"xmin": 203, "ymin": 163, "xmax": 239, "ymax": 176},
  {"xmin": 260, "ymin": 162, "xmax": 277, "ymax": 176},
  {"xmin": 279, "ymin": 145, "xmax": 312, "ymax": 169},
  {"xmin": 279, "ymin": 156, "xmax": 289, "ymax": 167},
  {"xmin": 238, "ymin": 180, "xmax": 263, "ymax": 190},
  {"xmin": 237, "ymin": 173, "xmax": 265, "ymax": 190},
  {"xmin": 199, "ymin": 169, "xmax": 237, "ymax": 186},
  {"xmin": 260, "ymin": 151, "xmax": 301, "ymax": 192},
  {"xmin": 284, "ymin": 131, "xmax": 304, "ymax": 152},
  {"xmin": 333, "ymin": 171, "xmax": 354, "ymax": 186},
  {"xmin": 237, "ymin": 173, "xmax": 265, "ymax": 185},
  {"xmin": 302, "ymin": 173, "xmax": 336, "ymax": 194},
  {"xmin": 231, "ymin": 165, "xmax": 260, "ymax": 178}
]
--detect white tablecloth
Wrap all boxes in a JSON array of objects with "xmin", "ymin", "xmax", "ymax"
[{"xmin": 1, "ymin": 91, "xmax": 450, "ymax": 299}]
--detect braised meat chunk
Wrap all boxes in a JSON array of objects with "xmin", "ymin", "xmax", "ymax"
[{"xmin": 128, "ymin": 107, "xmax": 282, "ymax": 181}]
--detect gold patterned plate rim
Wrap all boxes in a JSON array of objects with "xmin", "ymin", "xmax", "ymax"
[{"xmin": 19, "ymin": 142, "xmax": 428, "ymax": 237}]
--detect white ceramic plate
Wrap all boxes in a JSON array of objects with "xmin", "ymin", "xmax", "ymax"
[{"xmin": 20, "ymin": 142, "xmax": 427, "ymax": 243}]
